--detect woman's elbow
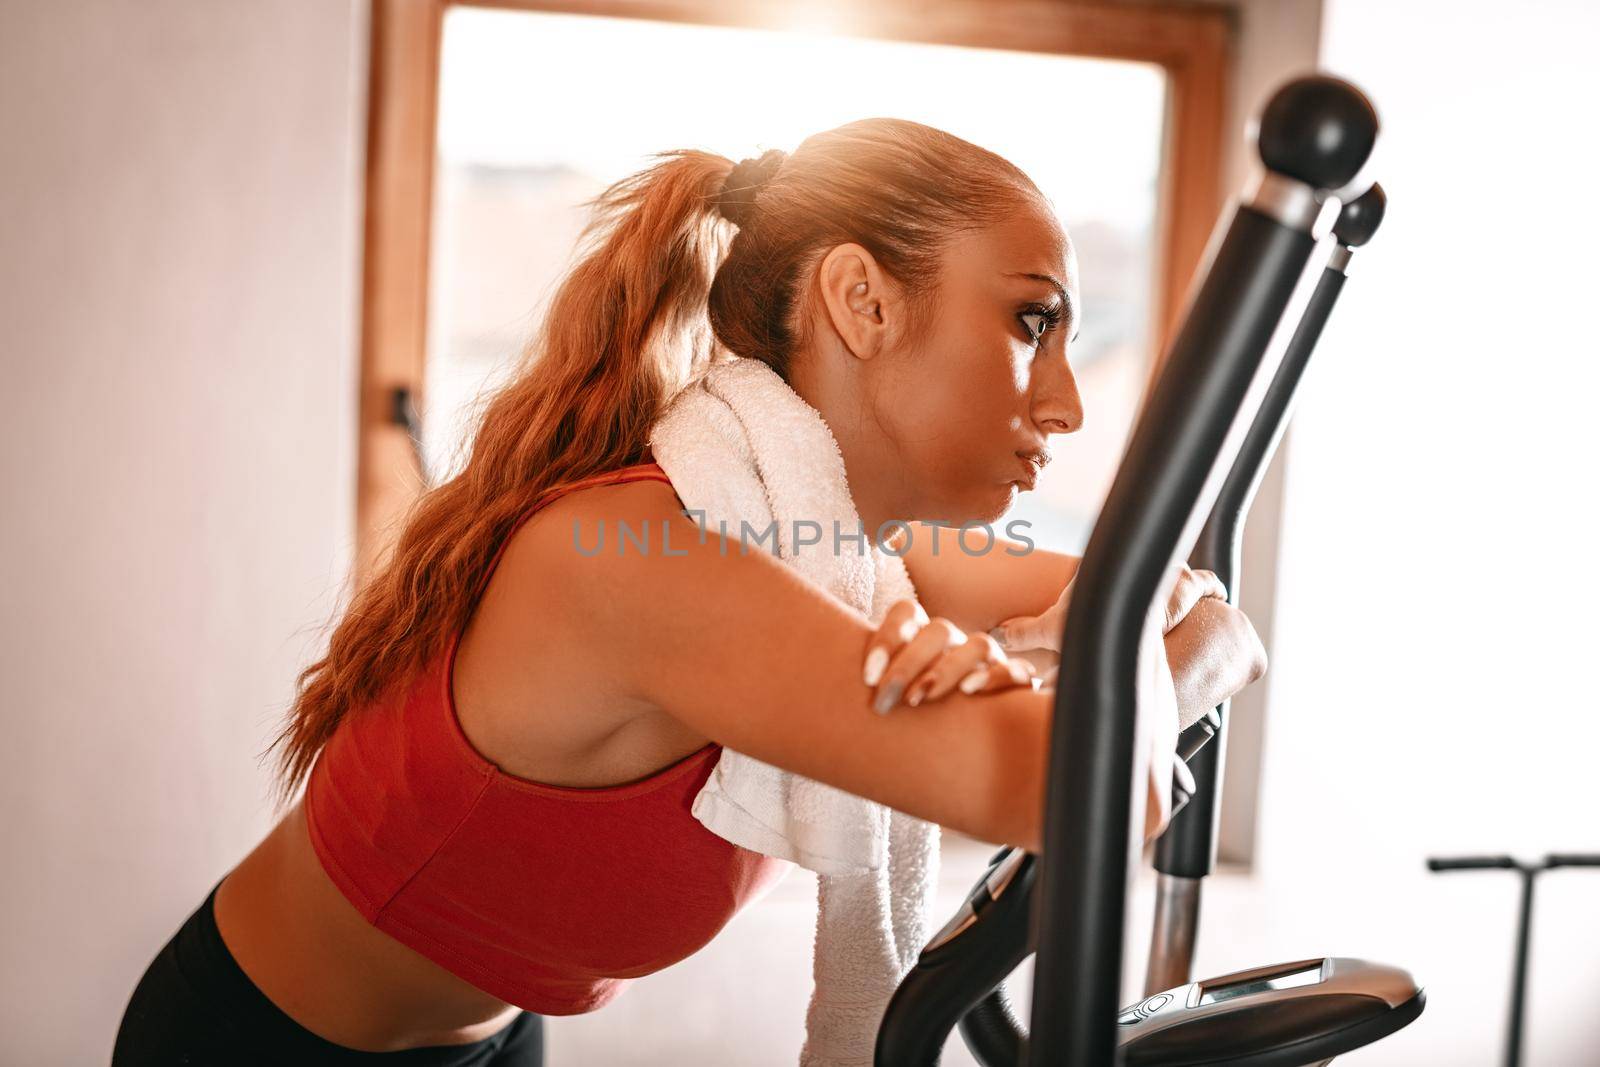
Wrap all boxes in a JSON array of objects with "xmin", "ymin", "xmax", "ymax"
[{"xmin": 969, "ymin": 691, "xmax": 1051, "ymax": 854}]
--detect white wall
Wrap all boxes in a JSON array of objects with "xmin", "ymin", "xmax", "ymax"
[
  {"xmin": 1185, "ymin": 1, "xmax": 1600, "ymax": 1063},
  {"xmin": 0, "ymin": 2, "xmax": 366, "ymax": 1063},
  {"xmin": 4, "ymin": 1, "xmax": 1596, "ymax": 1065}
]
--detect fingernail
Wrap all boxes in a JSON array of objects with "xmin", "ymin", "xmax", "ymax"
[
  {"xmin": 862, "ymin": 647, "xmax": 888, "ymax": 686},
  {"xmin": 958, "ymin": 668, "xmax": 989, "ymax": 694},
  {"xmin": 896, "ymin": 620, "xmax": 917, "ymax": 643},
  {"xmin": 906, "ymin": 682, "xmax": 926, "ymax": 707},
  {"xmin": 988, "ymin": 627, "xmax": 1009, "ymax": 649},
  {"xmin": 874, "ymin": 680, "xmax": 904, "ymax": 715}
]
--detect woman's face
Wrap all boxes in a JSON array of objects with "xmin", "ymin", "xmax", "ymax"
[{"xmin": 866, "ymin": 197, "xmax": 1085, "ymax": 526}]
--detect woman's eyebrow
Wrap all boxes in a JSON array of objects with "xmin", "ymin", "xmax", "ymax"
[{"xmin": 1004, "ymin": 271, "xmax": 1072, "ymax": 310}]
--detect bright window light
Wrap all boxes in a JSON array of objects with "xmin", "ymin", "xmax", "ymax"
[{"xmin": 428, "ymin": 6, "xmax": 1167, "ymax": 552}]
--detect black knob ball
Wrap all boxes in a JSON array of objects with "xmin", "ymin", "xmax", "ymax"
[
  {"xmin": 1333, "ymin": 182, "xmax": 1387, "ymax": 246},
  {"xmin": 1257, "ymin": 75, "xmax": 1379, "ymax": 192}
]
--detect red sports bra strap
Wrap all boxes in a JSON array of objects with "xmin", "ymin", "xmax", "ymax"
[{"xmin": 468, "ymin": 463, "xmax": 672, "ymax": 607}]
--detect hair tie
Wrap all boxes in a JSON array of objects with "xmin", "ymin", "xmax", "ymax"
[{"xmin": 716, "ymin": 149, "xmax": 786, "ymax": 229}]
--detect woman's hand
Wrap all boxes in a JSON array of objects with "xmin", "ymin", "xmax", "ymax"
[
  {"xmin": 985, "ymin": 564, "xmax": 1218, "ymax": 843},
  {"xmin": 1158, "ymin": 565, "xmax": 1229, "ymax": 635},
  {"xmin": 989, "ymin": 563, "xmax": 1228, "ymax": 656},
  {"xmin": 862, "ymin": 599, "xmax": 1039, "ymax": 715},
  {"xmin": 1163, "ymin": 597, "xmax": 1270, "ymax": 722}
]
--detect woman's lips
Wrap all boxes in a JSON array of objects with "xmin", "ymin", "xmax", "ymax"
[{"xmin": 1013, "ymin": 455, "xmax": 1041, "ymax": 489}]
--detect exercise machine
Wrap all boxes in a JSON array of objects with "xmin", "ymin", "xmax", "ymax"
[
  {"xmin": 1427, "ymin": 853, "xmax": 1600, "ymax": 1067},
  {"xmin": 877, "ymin": 70, "xmax": 1415, "ymax": 1067},
  {"xmin": 1143, "ymin": 177, "xmax": 1387, "ymax": 1001},
  {"xmin": 876, "ymin": 75, "xmax": 1424, "ymax": 1066}
]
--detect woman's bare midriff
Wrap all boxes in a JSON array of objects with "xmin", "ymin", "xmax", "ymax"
[
  {"xmin": 213, "ymin": 798, "xmax": 524, "ymax": 1051},
  {"xmin": 215, "ymin": 706, "xmax": 712, "ymax": 1051}
]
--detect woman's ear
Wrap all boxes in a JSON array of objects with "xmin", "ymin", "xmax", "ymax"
[{"xmin": 816, "ymin": 243, "xmax": 893, "ymax": 361}]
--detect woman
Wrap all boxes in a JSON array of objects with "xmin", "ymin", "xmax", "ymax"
[{"xmin": 113, "ymin": 118, "xmax": 1265, "ymax": 1065}]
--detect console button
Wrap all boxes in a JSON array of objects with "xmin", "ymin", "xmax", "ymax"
[
  {"xmin": 1141, "ymin": 993, "xmax": 1172, "ymax": 1014},
  {"xmin": 1118, "ymin": 1011, "xmax": 1143, "ymax": 1026}
]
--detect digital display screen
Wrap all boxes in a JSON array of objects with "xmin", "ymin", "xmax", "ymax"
[{"xmin": 1198, "ymin": 963, "xmax": 1322, "ymax": 1006}]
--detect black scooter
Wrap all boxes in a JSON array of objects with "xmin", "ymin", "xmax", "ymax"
[{"xmin": 1426, "ymin": 853, "xmax": 1600, "ymax": 1067}]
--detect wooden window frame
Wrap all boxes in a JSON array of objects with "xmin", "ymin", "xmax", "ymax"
[{"xmin": 356, "ymin": 0, "xmax": 1233, "ymax": 578}]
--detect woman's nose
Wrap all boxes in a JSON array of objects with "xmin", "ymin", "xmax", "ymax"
[
  {"xmin": 1035, "ymin": 381, "xmax": 1084, "ymax": 435},
  {"xmin": 1030, "ymin": 341, "xmax": 1085, "ymax": 435}
]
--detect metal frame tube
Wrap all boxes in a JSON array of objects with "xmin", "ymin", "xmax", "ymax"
[
  {"xmin": 1026, "ymin": 203, "xmax": 1318, "ymax": 1066},
  {"xmin": 1143, "ymin": 874, "xmax": 1202, "ymax": 995}
]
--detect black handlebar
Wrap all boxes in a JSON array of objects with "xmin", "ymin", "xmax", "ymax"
[
  {"xmin": 1427, "ymin": 851, "xmax": 1600, "ymax": 1066},
  {"xmin": 1027, "ymin": 76, "xmax": 1377, "ymax": 1066},
  {"xmin": 873, "ymin": 73, "xmax": 1382, "ymax": 1067},
  {"xmin": 1429, "ymin": 854, "xmax": 1600, "ymax": 872},
  {"xmin": 1156, "ymin": 181, "xmax": 1388, "ymax": 879}
]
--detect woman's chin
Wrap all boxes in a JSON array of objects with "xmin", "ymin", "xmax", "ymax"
[
  {"xmin": 905, "ymin": 481, "xmax": 1016, "ymax": 529},
  {"xmin": 998, "ymin": 480, "xmax": 1026, "ymax": 517},
  {"xmin": 965, "ymin": 482, "xmax": 1019, "ymax": 526}
]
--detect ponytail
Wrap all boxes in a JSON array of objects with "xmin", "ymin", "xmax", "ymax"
[
  {"xmin": 269, "ymin": 121, "xmax": 1036, "ymax": 804},
  {"xmin": 267, "ymin": 150, "xmax": 734, "ymax": 803}
]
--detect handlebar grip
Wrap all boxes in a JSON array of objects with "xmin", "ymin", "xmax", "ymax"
[
  {"xmin": 1427, "ymin": 856, "xmax": 1517, "ymax": 871},
  {"xmin": 1545, "ymin": 854, "xmax": 1600, "ymax": 869},
  {"xmin": 1164, "ymin": 711, "xmax": 1220, "ymax": 818}
]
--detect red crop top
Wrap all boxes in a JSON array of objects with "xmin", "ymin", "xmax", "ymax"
[{"xmin": 304, "ymin": 460, "xmax": 793, "ymax": 1015}]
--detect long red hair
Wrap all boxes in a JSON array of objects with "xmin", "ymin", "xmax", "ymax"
[{"xmin": 267, "ymin": 118, "xmax": 1038, "ymax": 805}]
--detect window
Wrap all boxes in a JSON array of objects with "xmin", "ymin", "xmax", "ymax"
[
  {"xmin": 430, "ymin": 7, "xmax": 1169, "ymax": 557},
  {"xmin": 356, "ymin": 0, "xmax": 1228, "ymax": 573}
]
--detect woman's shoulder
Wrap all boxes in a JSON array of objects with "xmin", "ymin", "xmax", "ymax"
[
  {"xmin": 521, "ymin": 460, "xmax": 681, "ymax": 539},
  {"xmin": 485, "ymin": 460, "xmax": 689, "ymax": 640},
  {"xmin": 451, "ymin": 461, "xmax": 693, "ymax": 786}
]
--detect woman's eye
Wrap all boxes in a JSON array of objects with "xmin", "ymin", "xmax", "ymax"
[
  {"xmin": 1018, "ymin": 301, "xmax": 1066, "ymax": 348},
  {"xmin": 1019, "ymin": 312, "xmax": 1049, "ymax": 346}
]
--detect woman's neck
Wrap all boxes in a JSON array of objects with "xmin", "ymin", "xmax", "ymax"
[{"xmin": 787, "ymin": 354, "xmax": 908, "ymax": 543}]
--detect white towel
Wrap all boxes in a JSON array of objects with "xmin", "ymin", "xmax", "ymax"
[{"xmin": 648, "ymin": 355, "xmax": 942, "ymax": 1067}]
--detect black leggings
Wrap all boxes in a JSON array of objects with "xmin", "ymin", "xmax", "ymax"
[{"xmin": 112, "ymin": 881, "xmax": 545, "ymax": 1066}]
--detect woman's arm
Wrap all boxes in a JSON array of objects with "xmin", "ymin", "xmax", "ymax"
[
  {"xmin": 521, "ymin": 481, "xmax": 1052, "ymax": 853},
  {"xmin": 897, "ymin": 530, "xmax": 1266, "ymax": 722},
  {"xmin": 896, "ymin": 523, "xmax": 1081, "ymax": 635}
]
